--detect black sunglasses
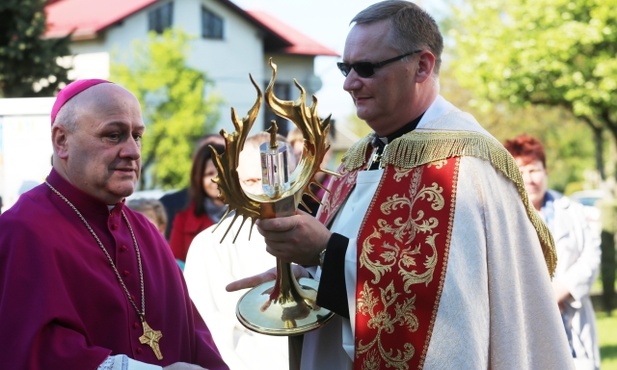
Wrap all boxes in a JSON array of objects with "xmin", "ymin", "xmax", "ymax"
[{"xmin": 337, "ymin": 50, "xmax": 422, "ymax": 78}]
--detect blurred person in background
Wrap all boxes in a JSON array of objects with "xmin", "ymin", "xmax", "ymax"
[
  {"xmin": 127, "ymin": 197, "xmax": 168, "ymax": 236},
  {"xmin": 504, "ymin": 133, "xmax": 601, "ymax": 370},
  {"xmin": 287, "ymin": 127, "xmax": 334, "ymax": 215},
  {"xmin": 184, "ymin": 132, "xmax": 290, "ymax": 370},
  {"xmin": 287, "ymin": 127, "xmax": 304, "ymax": 165},
  {"xmin": 169, "ymin": 141, "xmax": 227, "ymax": 267},
  {"xmin": 160, "ymin": 133, "xmax": 225, "ymax": 240}
]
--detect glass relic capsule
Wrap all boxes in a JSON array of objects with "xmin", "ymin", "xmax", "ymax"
[{"xmin": 260, "ymin": 138, "xmax": 291, "ymax": 198}]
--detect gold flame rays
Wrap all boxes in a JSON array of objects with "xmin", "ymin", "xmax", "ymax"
[{"xmin": 211, "ymin": 58, "xmax": 337, "ymax": 242}]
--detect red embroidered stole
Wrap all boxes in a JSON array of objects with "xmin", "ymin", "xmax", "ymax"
[
  {"xmin": 316, "ymin": 164, "xmax": 357, "ymax": 227},
  {"xmin": 318, "ymin": 158, "xmax": 460, "ymax": 370}
]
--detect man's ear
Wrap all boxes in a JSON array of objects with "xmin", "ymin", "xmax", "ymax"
[
  {"xmin": 52, "ymin": 125, "xmax": 69, "ymax": 159},
  {"xmin": 415, "ymin": 51, "xmax": 436, "ymax": 83}
]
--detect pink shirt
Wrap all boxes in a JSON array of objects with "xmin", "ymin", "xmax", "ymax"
[{"xmin": 0, "ymin": 169, "xmax": 228, "ymax": 369}]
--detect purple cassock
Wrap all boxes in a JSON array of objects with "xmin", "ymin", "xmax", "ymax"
[{"xmin": 0, "ymin": 169, "xmax": 229, "ymax": 369}]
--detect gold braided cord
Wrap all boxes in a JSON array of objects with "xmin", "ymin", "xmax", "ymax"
[{"xmin": 341, "ymin": 129, "xmax": 557, "ymax": 277}]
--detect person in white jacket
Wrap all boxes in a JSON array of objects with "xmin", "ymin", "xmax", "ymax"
[
  {"xmin": 505, "ymin": 133, "xmax": 601, "ymax": 370},
  {"xmin": 184, "ymin": 132, "xmax": 290, "ymax": 370}
]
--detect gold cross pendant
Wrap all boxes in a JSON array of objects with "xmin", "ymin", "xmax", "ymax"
[
  {"xmin": 139, "ymin": 320, "xmax": 163, "ymax": 360},
  {"xmin": 373, "ymin": 152, "xmax": 383, "ymax": 166},
  {"xmin": 367, "ymin": 149, "xmax": 383, "ymax": 170}
]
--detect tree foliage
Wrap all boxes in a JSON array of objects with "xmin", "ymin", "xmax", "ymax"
[
  {"xmin": 446, "ymin": 0, "xmax": 616, "ymax": 182},
  {"xmin": 111, "ymin": 29, "xmax": 222, "ymax": 190},
  {"xmin": 0, "ymin": 0, "xmax": 72, "ymax": 97},
  {"xmin": 438, "ymin": 67, "xmax": 596, "ymax": 193}
]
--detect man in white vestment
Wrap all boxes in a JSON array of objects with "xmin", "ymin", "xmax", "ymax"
[
  {"xmin": 228, "ymin": 1, "xmax": 577, "ymax": 369},
  {"xmin": 184, "ymin": 133, "xmax": 289, "ymax": 370}
]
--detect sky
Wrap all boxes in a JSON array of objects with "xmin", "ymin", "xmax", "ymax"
[{"xmin": 231, "ymin": 0, "xmax": 449, "ymax": 123}]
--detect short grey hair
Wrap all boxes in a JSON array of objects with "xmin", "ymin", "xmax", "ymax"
[
  {"xmin": 352, "ymin": 0, "xmax": 444, "ymax": 74},
  {"xmin": 53, "ymin": 99, "xmax": 79, "ymax": 133}
]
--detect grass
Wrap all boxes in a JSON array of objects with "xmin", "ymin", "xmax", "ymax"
[
  {"xmin": 598, "ymin": 311, "xmax": 617, "ymax": 370},
  {"xmin": 593, "ymin": 269, "xmax": 617, "ymax": 368}
]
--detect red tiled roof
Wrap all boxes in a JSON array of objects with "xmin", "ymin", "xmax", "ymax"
[
  {"xmin": 44, "ymin": 0, "xmax": 339, "ymax": 57},
  {"xmin": 45, "ymin": 0, "xmax": 158, "ymax": 40},
  {"xmin": 245, "ymin": 10, "xmax": 338, "ymax": 57}
]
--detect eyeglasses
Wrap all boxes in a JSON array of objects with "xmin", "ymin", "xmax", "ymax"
[{"xmin": 337, "ymin": 50, "xmax": 422, "ymax": 78}]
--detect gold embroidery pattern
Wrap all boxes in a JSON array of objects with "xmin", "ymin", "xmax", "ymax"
[
  {"xmin": 427, "ymin": 159, "xmax": 447, "ymax": 169},
  {"xmin": 316, "ymin": 165, "xmax": 356, "ymax": 225},
  {"xmin": 363, "ymin": 348, "xmax": 384, "ymax": 370},
  {"xmin": 356, "ymin": 165, "xmax": 446, "ymax": 370},
  {"xmin": 356, "ymin": 281, "xmax": 417, "ymax": 369},
  {"xmin": 359, "ymin": 180, "xmax": 444, "ymax": 285},
  {"xmin": 393, "ymin": 166, "xmax": 415, "ymax": 183}
]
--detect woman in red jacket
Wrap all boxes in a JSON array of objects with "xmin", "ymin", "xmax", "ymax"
[{"xmin": 169, "ymin": 142, "xmax": 226, "ymax": 265}]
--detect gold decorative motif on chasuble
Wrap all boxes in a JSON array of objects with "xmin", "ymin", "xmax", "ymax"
[
  {"xmin": 316, "ymin": 128, "xmax": 557, "ymax": 370},
  {"xmin": 354, "ymin": 158, "xmax": 459, "ymax": 370}
]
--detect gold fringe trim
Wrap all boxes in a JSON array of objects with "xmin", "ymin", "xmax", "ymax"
[{"xmin": 341, "ymin": 130, "xmax": 557, "ymax": 277}]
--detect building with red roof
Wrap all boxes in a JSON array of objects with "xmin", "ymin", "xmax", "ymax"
[
  {"xmin": 44, "ymin": 0, "xmax": 339, "ymax": 133},
  {"xmin": 0, "ymin": 0, "xmax": 346, "ymax": 210}
]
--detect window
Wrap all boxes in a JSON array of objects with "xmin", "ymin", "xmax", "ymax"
[
  {"xmin": 201, "ymin": 6, "xmax": 224, "ymax": 39},
  {"xmin": 148, "ymin": 2, "xmax": 173, "ymax": 34}
]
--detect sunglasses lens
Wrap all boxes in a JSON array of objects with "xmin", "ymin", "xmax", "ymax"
[
  {"xmin": 337, "ymin": 62, "xmax": 376, "ymax": 78},
  {"xmin": 337, "ymin": 63, "xmax": 351, "ymax": 77},
  {"xmin": 353, "ymin": 63, "xmax": 375, "ymax": 78}
]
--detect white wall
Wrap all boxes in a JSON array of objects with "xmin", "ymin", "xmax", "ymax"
[{"xmin": 0, "ymin": 98, "xmax": 54, "ymax": 212}]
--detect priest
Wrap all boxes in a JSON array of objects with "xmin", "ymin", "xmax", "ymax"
[{"xmin": 228, "ymin": 1, "xmax": 577, "ymax": 369}]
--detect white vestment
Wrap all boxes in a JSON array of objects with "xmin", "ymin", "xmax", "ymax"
[
  {"xmin": 184, "ymin": 218, "xmax": 289, "ymax": 370},
  {"xmin": 300, "ymin": 96, "xmax": 576, "ymax": 370}
]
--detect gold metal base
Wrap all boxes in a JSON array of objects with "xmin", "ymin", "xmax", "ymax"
[{"xmin": 236, "ymin": 275, "xmax": 334, "ymax": 336}]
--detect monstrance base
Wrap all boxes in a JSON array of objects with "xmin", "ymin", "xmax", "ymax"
[{"xmin": 236, "ymin": 277, "xmax": 334, "ymax": 336}]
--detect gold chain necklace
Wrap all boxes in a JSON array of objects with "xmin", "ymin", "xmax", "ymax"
[{"xmin": 45, "ymin": 181, "xmax": 163, "ymax": 360}]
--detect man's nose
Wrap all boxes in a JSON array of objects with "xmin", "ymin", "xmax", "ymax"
[
  {"xmin": 521, "ymin": 171, "xmax": 533, "ymax": 184},
  {"xmin": 342, "ymin": 72, "xmax": 362, "ymax": 92},
  {"xmin": 122, "ymin": 137, "xmax": 141, "ymax": 159}
]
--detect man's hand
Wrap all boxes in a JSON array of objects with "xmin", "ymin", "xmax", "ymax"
[
  {"xmin": 552, "ymin": 280, "xmax": 573, "ymax": 313},
  {"xmin": 226, "ymin": 265, "xmax": 311, "ymax": 292},
  {"xmin": 256, "ymin": 210, "xmax": 331, "ymax": 265}
]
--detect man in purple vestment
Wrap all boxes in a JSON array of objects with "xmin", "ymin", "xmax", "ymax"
[{"xmin": 0, "ymin": 79, "xmax": 229, "ymax": 370}]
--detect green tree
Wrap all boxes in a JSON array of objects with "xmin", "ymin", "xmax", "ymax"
[
  {"xmin": 447, "ymin": 0, "xmax": 616, "ymax": 181},
  {"xmin": 0, "ymin": 0, "xmax": 71, "ymax": 98},
  {"xmin": 0, "ymin": 0, "xmax": 72, "ymax": 97},
  {"xmin": 438, "ymin": 67, "xmax": 596, "ymax": 192},
  {"xmin": 111, "ymin": 29, "xmax": 222, "ymax": 190}
]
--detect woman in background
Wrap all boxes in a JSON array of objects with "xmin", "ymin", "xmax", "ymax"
[
  {"xmin": 504, "ymin": 134, "xmax": 601, "ymax": 370},
  {"xmin": 169, "ymin": 142, "xmax": 226, "ymax": 266}
]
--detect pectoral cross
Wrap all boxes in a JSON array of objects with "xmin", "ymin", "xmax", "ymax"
[
  {"xmin": 139, "ymin": 320, "xmax": 163, "ymax": 360},
  {"xmin": 367, "ymin": 139, "xmax": 388, "ymax": 170}
]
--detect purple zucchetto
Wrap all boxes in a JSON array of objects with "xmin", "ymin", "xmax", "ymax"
[{"xmin": 51, "ymin": 79, "xmax": 112, "ymax": 125}]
